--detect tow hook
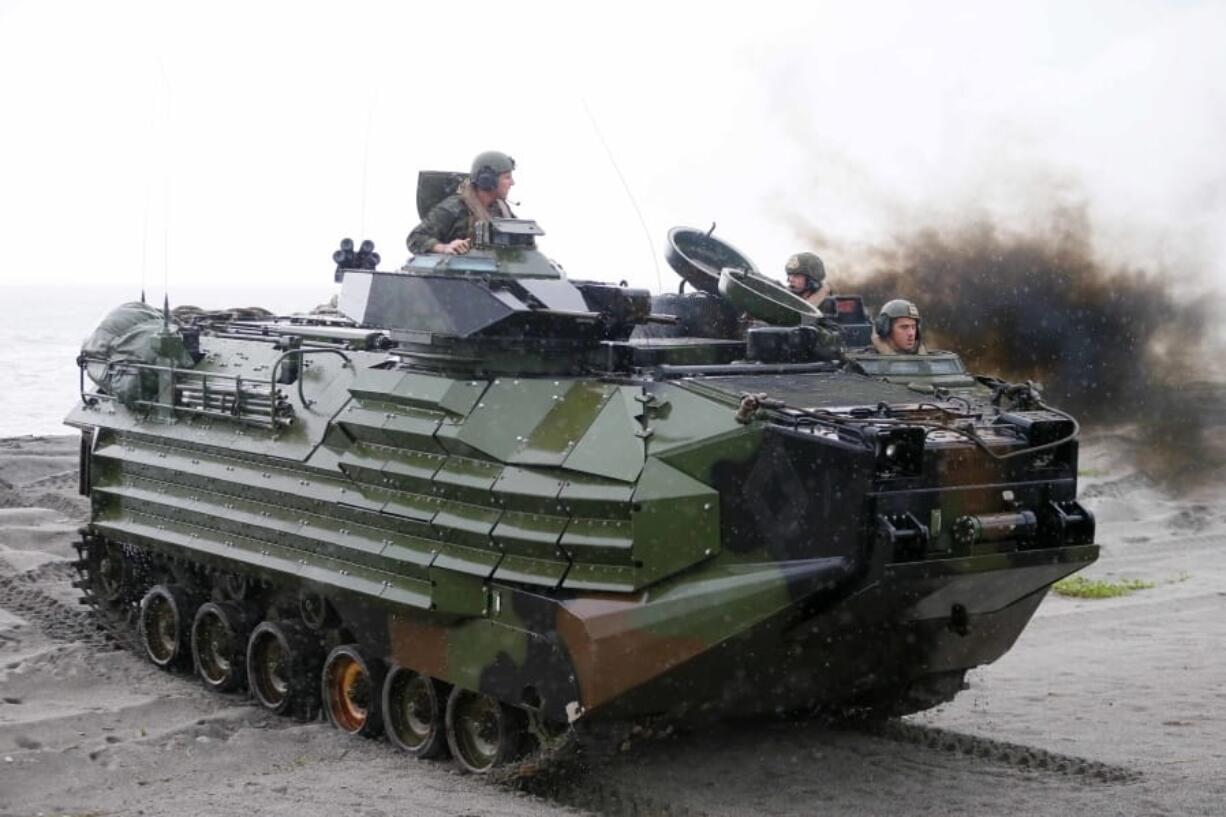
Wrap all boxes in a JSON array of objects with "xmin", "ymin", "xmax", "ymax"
[{"xmin": 949, "ymin": 603, "xmax": 970, "ymax": 636}]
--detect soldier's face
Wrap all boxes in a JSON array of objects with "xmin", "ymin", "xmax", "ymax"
[
  {"xmin": 495, "ymin": 171, "xmax": 515, "ymax": 200},
  {"xmin": 889, "ymin": 318, "xmax": 919, "ymax": 353},
  {"xmin": 787, "ymin": 272, "xmax": 808, "ymax": 294}
]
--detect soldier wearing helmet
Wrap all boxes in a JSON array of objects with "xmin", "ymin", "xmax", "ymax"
[
  {"xmin": 406, "ymin": 151, "xmax": 518, "ymax": 255},
  {"xmin": 871, "ymin": 299, "xmax": 928, "ymax": 355},
  {"xmin": 785, "ymin": 252, "xmax": 832, "ymax": 305}
]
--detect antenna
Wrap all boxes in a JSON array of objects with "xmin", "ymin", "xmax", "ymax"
[
  {"xmin": 157, "ymin": 57, "xmax": 172, "ymax": 304},
  {"xmin": 359, "ymin": 87, "xmax": 380, "ymax": 239},
  {"xmin": 581, "ymin": 99, "xmax": 663, "ymax": 293},
  {"xmin": 163, "ymin": 167, "xmax": 171, "ymax": 300},
  {"xmin": 139, "ymin": 58, "xmax": 160, "ymax": 304},
  {"xmin": 140, "ymin": 179, "xmax": 150, "ymax": 303}
]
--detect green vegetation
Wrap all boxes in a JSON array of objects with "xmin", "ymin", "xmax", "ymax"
[
  {"xmin": 1053, "ymin": 576, "xmax": 1154, "ymax": 599},
  {"xmin": 1076, "ymin": 468, "xmax": 1108, "ymax": 478}
]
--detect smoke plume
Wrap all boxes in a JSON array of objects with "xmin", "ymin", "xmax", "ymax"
[{"xmin": 830, "ymin": 207, "xmax": 1225, "ymax": 486}]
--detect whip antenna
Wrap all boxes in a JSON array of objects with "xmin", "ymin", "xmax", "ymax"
[
  {"xmin": 163, "ymin": 171, "xmax": 171, "ymax": 299},
  {"xmin": 140, "ymin": 179, "xmax": 150, "ymax": 303},
  {"xmin": 155, "ymin": 56, "xmax": 173, "ymax": 307},
  {"xmin": 359, "ymin": 87, "xmax": 379, "ymax": 238},
  {"xmin": 581, "ymin": 99, "xmax": 662, "ymax": 293}
]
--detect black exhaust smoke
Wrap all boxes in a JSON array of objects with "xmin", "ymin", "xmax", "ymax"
[{"xmin": 831, "ymin": 210, "xmax": 1224, "ymax": 486}]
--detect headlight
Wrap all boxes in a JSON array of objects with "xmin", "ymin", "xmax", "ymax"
[{"xmin": 873, "ymin": 427, "xmax": 925, "ymax": 477}]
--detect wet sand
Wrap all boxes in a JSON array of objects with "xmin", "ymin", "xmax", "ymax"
[{"xmin": 1, "ymin": 432, "xmax": 1222, "ymax": 816}]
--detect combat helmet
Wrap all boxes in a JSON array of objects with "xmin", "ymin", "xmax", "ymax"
[
  {"xmin": 874, "ymin": 298, "xmax": 922, "ymax": 340},
  {"xmin": 471, "ymin": 150, "xmax": 516, "ymax": 192},
  {"xmin": 785, "ymin": 252, "xmax": 826, "ymax": 291}
]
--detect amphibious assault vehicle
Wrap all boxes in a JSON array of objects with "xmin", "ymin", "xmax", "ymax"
[{"xmin": 67, "ymin": 204, "xmax": 1098, "ymax": 773}]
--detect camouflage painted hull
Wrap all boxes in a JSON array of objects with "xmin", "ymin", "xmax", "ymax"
[{"xmin": 68, "ymin": 335, "xmax": 1097, "ymax": 727}]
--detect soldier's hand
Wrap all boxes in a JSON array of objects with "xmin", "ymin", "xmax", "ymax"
[{"xmin": 440, "ymin": 238, "xmax": 470, "ymax": 255}]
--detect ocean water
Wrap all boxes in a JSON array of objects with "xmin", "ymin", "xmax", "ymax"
[{"xmin": 0, "ymin": 284, "xmax": 336, "ymax": 438}]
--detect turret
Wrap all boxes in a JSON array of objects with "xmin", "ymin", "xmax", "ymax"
[{"xmin": 337, "ymin": 218, "xmax": 651, "ymax": 376}]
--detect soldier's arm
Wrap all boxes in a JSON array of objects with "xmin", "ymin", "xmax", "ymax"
[{"xmin": 406, "ymin": 201, "xmax": 465, "ymax": 255}]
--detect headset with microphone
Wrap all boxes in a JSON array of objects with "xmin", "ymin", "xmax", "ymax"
[
  {"xmin": 473, "ymin": 164, "xmax": 499, "ymax": 192},
  {"xmin": 472, "ymin": 152, "xmax": 516, "ymax": 192}
]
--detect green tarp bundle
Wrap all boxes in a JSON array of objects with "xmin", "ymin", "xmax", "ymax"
[{"xmin": 81, "ymin": 302, "xmax": 195, "ymax": 405}]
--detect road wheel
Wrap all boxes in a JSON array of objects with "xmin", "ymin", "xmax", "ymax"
[
  {"xmin": 138, "ymin": 584, "xmax": 195, "ymax": 671},
  {"xmin": 382, "ymin": 664, "xmax": 448, "ymax": 759},
  {"xmin": 322, "ymin": 645, "xmax": 385, "ymax": 738},
  {"xmin": 246, "ymin": 620, "xmax": 322, "ymax": 719},
  {"xmin": 445, "ymin": 687, "xmax": 525, "ymax": 774},
  {"xmin": 191, "ymin": 601, "xmax": 258, "ymax": 692}
]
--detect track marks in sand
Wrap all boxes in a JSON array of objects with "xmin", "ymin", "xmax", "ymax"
[
  {"xmin": 0, "ymin": 684, "xmax": 246, "ymax": 758},
  {"xmin": 0, "ymin": 437, "xmax": 88, "ymax": 519},
  {"xmin": 0, "ymin": 568, "xmax": 106, "ymax": 647},
  {"xmin": 520, "ymin": 718, "xmax": 1142, "ymax": 817},
  {"xmin": 79, "ymin": 705, "xmax": 281, "ymax": 762},
  {"xmin": 864, "ymin": 720, "xmax": 1139, "ymax": 783}
]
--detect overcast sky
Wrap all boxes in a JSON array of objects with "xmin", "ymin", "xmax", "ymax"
[{"xmin": 1, "ymin": 0, "xmax": 1223, "ymax": 304}]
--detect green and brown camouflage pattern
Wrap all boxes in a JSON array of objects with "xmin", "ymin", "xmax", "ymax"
[{"xmin": 67, "ymin": 220, "xmax": 1098, "ymax": 728}]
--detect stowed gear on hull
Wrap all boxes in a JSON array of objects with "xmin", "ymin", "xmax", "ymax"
[{"xmin": 67, "ymin": 216, "xmax": 1097, "ymax": 773}]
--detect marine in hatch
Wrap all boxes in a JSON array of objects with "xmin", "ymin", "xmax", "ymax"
[
  {"xmin": 784, "ymin": 251, "xmax": 832, "ymax": 305},
  {"xmin": 870, "ymin": 298, "xmax": 929, "ymax": 355},
  {"xmin": 406, "ymin": 151, "xmax": 518, "ymax": 256}
]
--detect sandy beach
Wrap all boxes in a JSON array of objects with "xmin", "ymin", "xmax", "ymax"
[{"xmin": 1, "ymin": 430, "xmax": 1222, "ymax": 817}]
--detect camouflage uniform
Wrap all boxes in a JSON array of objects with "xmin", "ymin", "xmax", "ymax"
[
  {"xmin": 801, "ymin": 285, "xmax": 831, "ymax": 306},
  {"xmin": 406, "ymin": 181, "xmax": 516, "ymax": 255}
]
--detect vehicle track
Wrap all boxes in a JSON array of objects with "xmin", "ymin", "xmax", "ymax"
[
  {"xmin": 5, "ymin": 558, "xmax": 1144, "ymax": 817},
  {"xmin": 9, "ymin": 518, "xmax": 1153, "ymax": 817}
]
